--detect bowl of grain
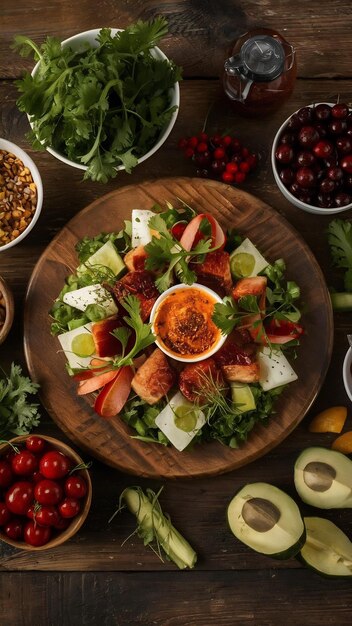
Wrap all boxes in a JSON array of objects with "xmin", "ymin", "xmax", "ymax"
[
  {"xmin": 0, "ymin": 275, "xmax": 14, "ymax": 344},
  {"xmin": 0, "ymin": 138, "xmax": 43, "ymax": 252}
]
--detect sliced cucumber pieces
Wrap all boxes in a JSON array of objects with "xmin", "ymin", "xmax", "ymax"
[
  {"xmin": 230, "ymin": 383, "xmax": 256, "ymax": 413},
  {"xmin": 227, "ymin": 482, "xmax": 305, "ymax": 559},
  {"xmin": 77, "ymin": 241, "xmax": 125, "ymax": 277}
]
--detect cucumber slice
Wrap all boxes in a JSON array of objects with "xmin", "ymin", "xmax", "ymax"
[
  {"xmin": 77, "ymin": 241, "xmax": 125, "ymax": 277},
  {"xmin": 71, "ymin": 333, "xmax": 95, "ymax": 357},
  {"xmin": 294, "ymin": 447, "xmax": 352, "ymax": 509},
  {"xmin": 230, "ymin": 252, "xmax": 255, "ymax": 278},
  {"xmin": 230, "ymin": 238, "xmax": 269, "ymax": 278},
  {"xmin": 230, "ymin": 383, "xmax": 256, "ymax": 413},
  {"xmin": 227, "ymin": 482, "xmax": 305, "ymax": 559},
  {"xmin": 174, "ymin": 405, "xmax": 198, "ymax": 432},
  {"xmin": 330, "ymin": 292, "xmax": 352, "ymax": 312},
  {"xmin": 299, "ymin": 517, "xmax": 352, "ymax": 577}
]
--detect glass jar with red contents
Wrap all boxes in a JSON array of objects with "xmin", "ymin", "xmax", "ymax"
[{"xmin": 223, "ymin": 28, "xmax": 296, "ymax": 117}]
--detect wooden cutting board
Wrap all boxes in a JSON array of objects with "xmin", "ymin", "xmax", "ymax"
[{"xmin": 24, "ymin": 177, "xmax": 333, "ymax": 478}]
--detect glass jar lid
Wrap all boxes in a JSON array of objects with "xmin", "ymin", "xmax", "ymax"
[{"xmin": 239, "ymin": 35, "xmax": 285, "ymax": 82}]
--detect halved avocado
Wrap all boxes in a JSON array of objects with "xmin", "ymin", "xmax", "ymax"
[
  {"xmin": 299, "ymin": 517, "xmax": 352, "ymax": 577},
  {"xmin": 294, "ymin": 447, "xmax": 352, "ymax": 509},
  {"xmin": 227, "ymin": 482, "xmax": 306, "ymax": 559}
]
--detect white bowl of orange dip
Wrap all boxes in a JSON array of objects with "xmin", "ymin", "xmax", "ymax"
[{"xmin": 150, "ymin": 283, "xmax": 225, "ymax": 363}]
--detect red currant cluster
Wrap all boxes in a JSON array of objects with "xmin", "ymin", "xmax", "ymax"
[{"xmin": 178, "ymin": 132, "xmax": 257, "ymax": 185}]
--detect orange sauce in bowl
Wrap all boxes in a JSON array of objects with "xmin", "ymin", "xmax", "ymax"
[{"xmin": 153, "ymin": 287, "xmax": 221, "ymax": 359}]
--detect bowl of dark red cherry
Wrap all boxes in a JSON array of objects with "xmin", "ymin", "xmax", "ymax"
[{"xmin": 272, "ymin": 102, "xmax": 352, "ymax": 214}]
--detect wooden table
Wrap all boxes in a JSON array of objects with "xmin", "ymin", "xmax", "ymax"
[{"xmin": 1, "ymin": 2, "xmax": 352, "ymax": 624}]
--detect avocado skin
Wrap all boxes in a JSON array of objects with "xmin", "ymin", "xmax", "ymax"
[
  {"xmin": 294, "ymin": 446, "xmax": 352, "ymax": 509},
  {"xmin": 296, "ymin": 551, "xmax": 352, "ymax": 579},
  {"xmin": 226, "ymin": 483, "xmax": 306, "ymax": 560},
  {"xmin": 270, "ymin": 528, "xmax": 306, "ymax": 560}
]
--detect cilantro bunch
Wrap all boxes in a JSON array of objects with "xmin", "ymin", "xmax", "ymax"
[
  {"xmin": 0, "ymin": 363, "xmax": 41, "ymax": 438},
  {"xmin": 13, "ymin": 19, "xmax": 182, "ymax": 182}
]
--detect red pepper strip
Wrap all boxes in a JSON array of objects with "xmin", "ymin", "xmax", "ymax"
[
  {"xmin": 171, "ymin": 221, "xmax": 187, "ymax": 241},
  {"xmin": 94, "ymin": 366, "xmax": 134, "ymax": 418},
  {"xmin": 77, "ymin": 369, "xmax": 118, "ymax": 395},
  {"xmin": 265, "ymin": 319, "xmax": 304, "ymax": 344},
  {"xmin": 179, "ymin": 213, "xmax": 226, "ymax": 251}
]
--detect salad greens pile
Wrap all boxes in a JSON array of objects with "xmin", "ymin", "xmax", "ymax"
[
  {"xmin": 0, "ymin": 363, "xmax": 41, "ymax": 438},
  {"xmin": 50, "ymin": 201, "xmax": 303, "ymax": 449},
  {"xmin": 13, "ymin": 18, "xmax": 182, "ymax": 182}
]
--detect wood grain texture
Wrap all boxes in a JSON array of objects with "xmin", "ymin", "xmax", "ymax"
[
  {"xmin": 2, "ymin": 0, "xmax": 352, "ymax": 80},
  {"xmin": 1, "ymin": 570, "xmax": 352, "ymax": 626},
  {"xmin": 23, "ymin": 178, "xmax": 333, "ymax": 478}
]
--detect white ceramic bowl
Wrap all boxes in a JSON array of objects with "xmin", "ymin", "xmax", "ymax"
[
  {"xmin": 271, "ymin": 103, "xmax": 352, "ymax": 215},
  {"xmin": 0, "ymin": 138, "xmax": 43, "ymax": 252},
  {"xmin": 150, "ymin": 283, "xmax": 226, "ymax": 363},
  {"xmin": 342, "ymin": 347, "xmax": 352, "ymax": 402},
  {"xmin": 31, "ymin": 28, "xmax": 180, "ymax": 172}
]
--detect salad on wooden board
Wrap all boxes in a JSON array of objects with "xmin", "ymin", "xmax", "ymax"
[{"xmin": 49, "ymin": 201, "xmax": 304, "ymax": 451}]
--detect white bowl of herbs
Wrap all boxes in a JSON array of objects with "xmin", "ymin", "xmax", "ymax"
[{"xmin": 14, "ymin": 19, "xmax": 181, "ymax": 182}]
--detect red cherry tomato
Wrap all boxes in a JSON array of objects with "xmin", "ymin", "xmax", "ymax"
[
  {"xmin": 0, "ymin": 501, "xmax": 11, "ymax": 526},
  {"xmin": 64, "ymin": 475, "xmax": 87, "ymax": 499},
  {"xmin": 25, "ymin": 436, "xmax": 46, "ymax": 455},
  {"xmin": 34, "ymin": 479, "xmax": 63, "ymax": 506},
  {"xmin": 35, "ymin": 506, "xmax": 59, "ymax": 527},
  {"xmin": 53, "ymin": 516, "xmax": 71, "ymax": 531},
  {"xmin": 6, "ymin": 481, "xmax": 34, "ymax": 515},
  {"xmin": 39, "ymin": 451, "xmax": 72, "ymax": 480},
  {"xmin": 32, "ymin": 471, "xmax": 45, "ymax": 483},
  {"xmin": 4, "ymin": 517, "xmax": 23, "ymax": 541},
  {"xmin": 59, "ymin": 497, "xmax": 81, "ymax": 519},
  {"xmin": 24, "ymin": 521, "xmax": 51, "ymax": 547},
  {"xmin": 0, "ymin": 460, "xmax": 13, "ymax": 489},
  {"xmin": 12, "ymin": 450, "xmax": 38, "ymax": 476}
]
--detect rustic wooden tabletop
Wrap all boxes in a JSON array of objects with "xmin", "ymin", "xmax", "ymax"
[{"xmin": 1, "ymin": 1, "xmax": 352, "ymax": 625}]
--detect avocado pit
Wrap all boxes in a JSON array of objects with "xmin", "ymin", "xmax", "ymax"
[
  {"xmin": 242, "ymin": 497, "xmax": 281, "ymax": 532},
  {"xmin": 303, "ymin": 461, "xmax": 336, "ymax": 492}
]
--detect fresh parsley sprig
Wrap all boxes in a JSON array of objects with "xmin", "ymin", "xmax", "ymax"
[
  {"xmin": 0, "ymin": 363, "xmax": 41, "ymax": 438},
  {"xmin": 112, "ymin": 295, "xmax": 155, "ymax": 367},
  {"xmin": 13, "ymin": 19, "xmax": 182, "ymax": 182},
  {"xmin": 328, "ymin": 219, "xmax": 352, "ymax": 292},
  {"xmin": 212, "ymin": 295, "xmax": 261, "ymax": 336},
  {"xmin": 144, "ymin": 214, "xmax": 213, "ymax": 292}
]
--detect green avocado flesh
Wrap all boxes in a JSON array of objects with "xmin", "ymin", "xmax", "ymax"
[
  {"xmin": 294, "ymin": 447, "xmax": 352, "ymax": 509},
  {"xmin": 300, "ymin": 517, "xmax": 352, "ymax": 577},
  {"xmin": 227, "ymin": 482, "xmax": 305, "ymax": 559}
]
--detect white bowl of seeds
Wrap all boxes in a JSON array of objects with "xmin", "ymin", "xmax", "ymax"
[{"xmin": 0, "ymin": 138, "xmax": 43, "ymax": 252}]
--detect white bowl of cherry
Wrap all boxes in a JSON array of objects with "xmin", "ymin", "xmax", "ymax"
[{"xmin": 271, "ymin": 102, "xmax": 352, "ymax": 214}]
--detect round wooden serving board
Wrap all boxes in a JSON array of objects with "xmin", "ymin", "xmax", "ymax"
[{"xmin": 24, "ymin": 177, "xmax": 333, "ymax": 479}]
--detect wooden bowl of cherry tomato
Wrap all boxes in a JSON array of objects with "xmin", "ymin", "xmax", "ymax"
[{"xmin": 0, "ymin": 435, "xmax": 92, "ymax": 550}]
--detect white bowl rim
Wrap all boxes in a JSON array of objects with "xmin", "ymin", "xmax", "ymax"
[
  {"xmin": 342, "ymin": 347, "xmax": 352, "ymax": 402},
  {"xmin": 150, "ymin": 282, "xmax": 226, "ymax": 363},
  {"xmin": 0, "ymin": 138, "xmax": 43, "ymax": 252},
  {"xmin": 271, "ymin": 102, "xmax": 352, "ymax": 215},
  {"xmin": 30, "ymin": 27, "xmax": 180, "ymax": 171}
]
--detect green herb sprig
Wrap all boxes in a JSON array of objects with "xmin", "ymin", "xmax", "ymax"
[
  {"xmin": 145, "ymin": 214, "xmax": 213, "ymax": 292},
  {"xmin": 112, "ymin": 295, "xmax": 155, "ymax": 367},
  {"xmin": 13, "ymin": 19, "xmax": 182, "ymax": 182},
  {"xmin": 0, "ymin": 363, "xmax": 41, "ymax": 438}
]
